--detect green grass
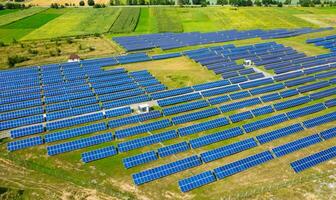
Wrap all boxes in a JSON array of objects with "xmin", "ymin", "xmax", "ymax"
[
  {"xmin": 153, "ymin": 7, "xmax": 183, "ymax": 32},
  {"xmin": 0, "ymin": 7, "xmax": 47, "ymax": 26},
  {"xmin": 23, "ymin": 8, "xmax": 121, "ymax": 40},
  {"xmin": 135, "ymin": 7, "xmax": 158, "ymax": 33},
  {"xmin": 110, "ymin": 7, "xmax": 140, "ymax": 33},
  {"xmin": 0, "ymin": 9, "xmax": 19, "ymax": 16},
  {"xmin": 3, "ymin": 13, "xmax": 61, "ymax": 29}
]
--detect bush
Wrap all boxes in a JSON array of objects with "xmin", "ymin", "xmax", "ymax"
[
  {"xmin": 88, "ymin": 0, "xmax": 95, "ymax": 6},
  {"xmin": 0, "ymin": 4, "xmax": 4, "ymax": 10},
  {"xmin": 50, "ymin": 3, "xmax": 59, "ymax": 8},
  {"xmin": 8, "ymin": 55, "xmax": 29, "ymax": 67},
  {"xmin": 79, "ymin": 0, "xmax": 85, "ymax": 6},
  {"xmin": 5, "ymin": 2, "xmax": 25, "ymax": 9},
  {"xmin": 277, "ymin": 1, "xmax": 283, "ymax": 6},
  {"xmin": 93, "ymin": 3, "xmax": 105, "ymax": 7},
  {"xmin": 0, "ymin": 41, "xmax": 6, "ymax": 47}
]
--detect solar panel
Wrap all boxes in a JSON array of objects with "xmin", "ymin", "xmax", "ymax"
[
  {"xmin": 310, "ymin": 88, "xmax": 336, "ymax": 100},
  {"xmin": 117, "ymin": 130, "xmax": 177, "ymax": 152},
  {"xmin": 157, "ymin": 93, "xmax": 202, "ymax": 107},
  {"xmin": 201, "ymin": 85, "xmax": 240, "ymax": 97},
  {"xmin": 172, "ymin": 108, "xmax": 220, "ymax": 125},
  {"xmin": 151, "ymin": 87, "xmax": 194, "ymax": 100},
  {"xmin": 256, "ymin": 123, "xmax": 304, "ymax": 144},
  {"xmin": 249, "ymin": 83, "xmax": 285, "ymax": 95},
  {"xmin": 229, "ymin": 111, "xmax": 253, "ymax": 123},
  {"xmin": 279, "ymin": 89, "xmax": 299, "ymax": 98},
  {"xmin": 108, "ymin": 110, "xmax": 162, "ymax": 128},
  {"xmin": 158, "ymin": 142, "xmax": 190, "ymax": 157},
  {"xmin": 239, "ymin": 78, "xmax": 274, "ymax": 89},
  {"xmin": 251, "ymin": 105, "xmax": 274, "ymax": 116},
  {"xmin": 178, "ymin": 171, "xmax": 216, "ymax": 192},
  {"xmin": 178, "ymin": 117, "xmax": 229, "ymax": 136},
  {"xmin": 200, "ymin": 138, "xmax": 257, "ymax": 163},
  {"xmin": 243, "ymin": 114, "xmax": 288, "ymax": 133},
  {"xmin": 261, "ymin": 93, "xmax": 281, "ymax": 102},
  {"xmin": 105, "ymin": 107, "xmax": 132, "ymax": 118},
  {"xmin": 193, "ymin": 80, "xmax": 230, "ymax": 91},
  {"xmin": 214, "ymin": 151, "xmax": 274, "ymax": 179},
  {"xmin": 45, "ymin": 122, "xmax": 107, "ymax": 143},
  {"xmin": 132, "ymin": 155, "xmax": 202, "ymax": 185},
  {"xmin": 229, "ymin": 91, "xmax": 251, "ymax": 100},
  {"xmin": 7, "ymin": 136, "xmax": 44, "ymax": 151},
  {"xmin": 115, "ymin": 119, "xmax": 172, "ymax": 139},
  {"xmin": 290, "ymin": 146, "xmax": 336, "ymax": 173},
  {"xmin": 208, "ymin": 95, "xmax": 231, "ymax": 105},
  {"xmin": 286, "ymin": 103, "xmax": 326, "ymax": 119},
  {"xmin": 10, "ymin": 124, "xmax": 44, "ymax": 139},
  {"xmin": 272, "ymin": 134, "xmax": 322, "ymax": 157},
  {"xmin": 162, "ymin": 100, "xmax": 209, "ymax": 116},
  {"xmin": 303, "ymin": 112, "xmax": 336, "ymax": 128},
  {"xmin": 82, "ymin": 145, "xmax": 117, "ymax": 163},
  {"xmin": 274, "ymin": 96, "xmax": 311, "ymax": 111},
  {"xmin": 298, "ymin": 81, "xmax": 330, "ymax": 93},
  {"xmin": 325, "ymin": 98, "xmax": 336, "ymax": 107},
  {"xmin": 47, "ymin": 133, "xmax": 113, "ymax": 156},
  {"xmin": 123, "ymin": 151, "xmax": 158, "ymax": 169},
  {"xmin": 320, "ymin": 127, "xmax": 336, "ymax": 140},
  {"xmin": 189, "ymin": 127, "xmax": 244, "ymax": 149},
  {"xmin": 220, "ymin": 98, "xmax": 261, "ymax": 113}
]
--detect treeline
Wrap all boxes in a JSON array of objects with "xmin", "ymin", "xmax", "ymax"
[{"xmin": 0, "ymin": 2, "xmax": 32, "ymax": 10}]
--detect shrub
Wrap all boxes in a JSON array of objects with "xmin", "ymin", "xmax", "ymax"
[
  {"xmin": 0, "ymin": 4, "xmax": 4, "ymax": 10},
  {"xmin": 8, "ymin": 55, "xmax": 29, "ymax": 67},
  {"xmin": 79, "ymin": 0, "xmax": 85, "ymax": 6},
  {"xmin": 88, "ymin": 0, "xmax": 95, "ymax": 6},
  {"xmin": 0, "ymin": 41, "xmax": 6, "ymax": 47}
]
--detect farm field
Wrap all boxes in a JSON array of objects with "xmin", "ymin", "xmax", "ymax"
[{"xmin": 0, "ymin": 5, "xmax": 336, "ymax": 200}]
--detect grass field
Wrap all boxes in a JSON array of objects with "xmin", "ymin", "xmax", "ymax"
[
  {"xmin": 109, "ymin": 7, "xmax": 140, "ymax": 33},
  {"xmin": 0, "ymin": 7, "xmax": 47, "ymax": 26}
]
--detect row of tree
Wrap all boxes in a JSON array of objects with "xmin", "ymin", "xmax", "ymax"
[{"xmin": 0, "ymin": 2, "xmax": 31, "ymax": 9}]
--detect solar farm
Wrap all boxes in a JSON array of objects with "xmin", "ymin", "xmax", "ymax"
[{"xmin": 1, "ymin": 6, "xmax": 336, "ymax": 200}]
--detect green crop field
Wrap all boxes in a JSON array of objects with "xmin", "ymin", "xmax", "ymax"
[
  {"xmin": 110, "ymin": 7, "xmax": 140, "ymax": 33},
  {"xmin": 0, "ymin": 5, "xmax": 336, "ymax": 200},
  {"xmin": 0, "ymin": 7, "xmax": 47, "ymax": 26}
]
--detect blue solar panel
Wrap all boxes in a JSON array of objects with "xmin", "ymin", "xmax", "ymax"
[
  {"xmin": 201, "ymin": 138, "xmax": 257, "ymax": 163},
  {"xmin": 243, "ymin": 114, "xmax": 288, "ymax": 133},
  {"xmin": 310, "ymin": 88, "xmax": 336, "ymax": 100},
  {"xmin": 189, "ymin": 127, "xmax": 244, "ymax": 149},
  {"xmin": 298, "ymin": 81, "xmax": 330, "ymax": 93},
  {"xmin": 285, "ymin": 76, "xmax": 316, "ymax": 87},
  {"xmin": 274, "ymin": 96, "xmax": 311, "ymax": 111},
  {"xmin": 0, "ymin": 106, "xmax": 44, "ymax": 122},
  {"xmin": 158, "ymin": 142, "xmax": 190, "ymax": 157},
  {"xmin": 162, "ymin": 100, "xmax": 209, "ymax": 116},
  {"xmin": 123, "ymin": 151, "xmax": 158, "ymax": 169},
  {"xmin": 208, "ymin": 95, "xmax": 231, "ymax": 105},
  {"xmin": 178, "ymin": 171, "xmax": 216, "ymax": 192},
  {"xmin": 132, "ymin": 155, "xmax": 202, "ymax": 185},
  {"xmin": 157, "ymin": 93, "xmax": 202, "ymax": 107},
  {"xmin": 290, "ymin": 146, "xmax": 336, "ymax": 173},
  {"xmin": 261, "ymin": 93, "xmax": 281, "ymax": 102},
  {"xmin": 272, "ymin": 134, "xmax": 322, "ymax": 157},
  {"xmin": 320, "ymin": 127, "xmax": 336, "ymax": 140},
  {"xmin": 105, "ymin": 107, "xmax": 132, "ymax": 118},
  {"xmin": 108, "ymin": 110, "xmax": 162, "ymax": 128},
  {"xmin": 82, "ymin": 146, "xmax": 117, "ymax": 163},
  {"xmin": 220, "ymin": 98, "xmax": 261, "ymax": 112},
  {"xmin": 118, "ymin": 130, "xmax": 177, "ymax": 152},
  {"xmin": 214, "ymin": 151, "xmax": 274, "ymax": 179},
  {"xmin": 115, "ymin": 119, "xmax": 172, "ymax": 139},
  {"xmin": 46, "ymin": 113, "xmax": 104, "ymax": 131},
  {"xmin": 151, "ymin": 87, "xmax": 194, "ymax": 100},
  {"xmin": 10, "ymin": 124, "xmax": 44, "ymax": 139},
  {"xmin": 193, "ymin": 80, "xmax": 230, "ymax": 91},
  {"xmin": 47, "ymin": 133, "xmax": 113, "ymax": 156},
  {"xmin": 280, "ymin": 89, "xmax": 299, "ymax": 98},
  {"xmin": 239, "ymin": 78, "xmax": 274, "ymax": 89},
  {"xmin": 251, "ymin": 105, "xmax": 274, "ymax": 116},
  {"xmin": 172, "ymin": 108, "xmax": 220, "ymax": 125},
  {"xmin": 45, "ymin": 122, "xmax": 107, "ymax": 143},
  {"xmin": 256, "ymin": 123, "xmax": 304, "ymax": 144},
  {"xmin": 201, "ymin": 85, "xmax": 240, "ymax": 97},
  {"xmin": 287, "ymin": 103, "xmax": 326, "ymax": 119},
  {"xmin": 178, "ymin": 117, "xmax": 229, "ymax": 137},
  {"xmin": 229, "ymin": 111, "xmax": 253, "ymax": 123},
  {"xmin": 303, "ymin": 112, "xmax": 336, "ymax": 128},
  {"xmin": 249, "ymin": 83, "xmax": 285, "ymax": 95},
  {"xmin": 229, "ymin": 91, "xmax": 251, "ymax": 100},
  {"xmin": 7, "ymin": 136, "xmax": 44, "ymax": 151},
  {"xmin": 0, "ymin": 114, "xmax": 44, "ymax": 131},
  {"xmin": 325, "ymin": 98, "xmax": 336, "ymax": 107}
]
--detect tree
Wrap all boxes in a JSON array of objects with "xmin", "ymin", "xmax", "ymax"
[
  {"xmin": 284, "ymin": 0, "xmax": 291, "ymax": 4},
  {"xmin": 255, "ymin": 0, "xmax": 262, "ymax": 5},
  {"xmin": 277, "ymin": 1, "xmax": 283, "ymax": 6},
  {"xmin": 0, "ymin": 4, "xmax": 4, "ymax": 10},
  {"xmin": 79, "ymin": 0, "xmax": 85, "ymax": 6},
  {"xmin": 88, "ymin": 0, "xmax": 95, "ymax": 6}
]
